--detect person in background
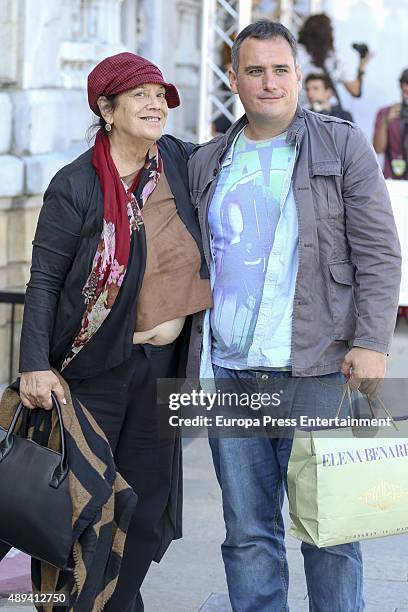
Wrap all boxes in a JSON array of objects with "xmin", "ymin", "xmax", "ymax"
[
  {"xmin": 374, "ymin": 68, "xmax": 408, "ymax": 320},
  {"xmin": 18, "ymin": 52, "xmax": 212, "ymax": 612},
  {"xmin": 298, "ymin": 13, "xmax": 373, "ymax": 107},
  {"xmin": 305, "ymin": 73, "xmax": 354, "ymax": 121},
  {"xmin": 373, "ymin": 68, "xmax": 408, "ymax": 180}
]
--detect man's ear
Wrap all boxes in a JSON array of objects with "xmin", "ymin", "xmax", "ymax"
[
  {"xmin": 228, "ymin": 66, "xmax": 239, "ymax": 94},
  {"xmin": 97, "ymin": 96, "xmax": 113, "ymax": 122}
]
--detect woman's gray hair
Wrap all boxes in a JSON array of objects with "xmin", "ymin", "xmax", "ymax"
[{"xmin": 231, "ymin": 20, "xmax": 298, "ymax": 73}]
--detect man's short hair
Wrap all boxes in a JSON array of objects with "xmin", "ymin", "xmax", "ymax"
[
  {"xmin": 400, "ymin": 68, "xmax": 408, "ymax": 85},
  {"xmin": 304, "ymin": 73, "xmax": 332, "ymax": 90},
  {"xmin": 231, "ymin": 20, "xmax": 297, "ymax": 73}
]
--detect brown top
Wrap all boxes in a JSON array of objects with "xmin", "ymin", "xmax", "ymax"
[{"xmin": 134, "ymin": 171, "xmax": 212, "ymax": 332}]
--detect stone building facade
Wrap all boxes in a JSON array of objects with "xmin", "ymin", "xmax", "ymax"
[{"xmin": 0, "ymin": 0, "xmax": 202, "ymax": 383}]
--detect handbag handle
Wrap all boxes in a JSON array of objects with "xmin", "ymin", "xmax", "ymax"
[{"xmin": 0, "ymin": 392, "xmax": 68, "ymax": 488}]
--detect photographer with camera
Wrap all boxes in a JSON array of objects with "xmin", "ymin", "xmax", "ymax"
[
  {"xmin": 298, "ymin": 14, "xmax": 373, "ymax": 109},
  {"xmin": 305, "ymin": 73, "xmax": 354, "ymax": 121},
  {"xmin": 373, "ymin": 68, "xmax": 408, "ymax": 180}
]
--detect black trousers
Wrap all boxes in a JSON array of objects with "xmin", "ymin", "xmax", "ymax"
[{"xmin": 68, "ymin": 341, "xmax": 179, "ymax": 612}]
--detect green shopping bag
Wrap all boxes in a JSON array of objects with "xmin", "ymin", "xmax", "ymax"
[{"xmin": 288, "ymin": 386, "xmax": 408, "ymax": 547}]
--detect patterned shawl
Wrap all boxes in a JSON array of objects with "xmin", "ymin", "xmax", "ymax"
[{"xmin": 62, "ymin": 132, "xmax": 162, "ymax": 369}]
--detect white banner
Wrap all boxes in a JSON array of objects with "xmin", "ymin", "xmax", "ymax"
[{"xmin": 387, "ymin": 180, "xmax": 408, "ymax": 306}]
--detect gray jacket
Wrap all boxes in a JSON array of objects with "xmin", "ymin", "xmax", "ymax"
[{"xmin": 187, "ymin": 106, "xmax": 401, "ymax": 378}]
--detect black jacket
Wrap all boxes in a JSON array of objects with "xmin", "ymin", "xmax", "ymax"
[
  {"xmin": 319, "ymin": 105, "xmax": 354, "ymax": 122},
  {"xmin": 19, "ymin": 135, "xmax": 208, "ymax": 377}
]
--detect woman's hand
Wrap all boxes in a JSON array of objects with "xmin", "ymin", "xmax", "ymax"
[
  {"xmin": 359, "ymin": 50, "xmax": 374, "ymax": 71},
  {"xmin": 20, "ymin": 371, "xmax": 67, "ymax": 410},
  {"xmin": 345, "ymin": 51, "xmax": 374, "ymax": 97}
]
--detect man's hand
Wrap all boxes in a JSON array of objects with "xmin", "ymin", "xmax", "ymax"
[
  {"xmin": 20, "ymin": 370, "xmax": 67, "ymax": 410},
  {"xmin": 341, "ymin": 347, "xmax": 386, "ymax": 398}
]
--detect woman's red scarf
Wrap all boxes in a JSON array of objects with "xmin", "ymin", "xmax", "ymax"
[{"xmin": 62, "ymin": 131, "xmax": 162, "ymax": 369}]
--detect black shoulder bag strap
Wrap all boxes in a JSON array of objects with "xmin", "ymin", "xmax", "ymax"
[{"xmin": 321, "ymin": 64, "xmax": 344, "ymax": 112}]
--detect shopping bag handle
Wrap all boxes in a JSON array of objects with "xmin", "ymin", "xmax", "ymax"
[
  {"xmin": 335, "ymin": 383, "xmax": 399, "ymax": 431},
  {"xmin": 335, "ymin": 383, "xmax": 354, "ymax": 419},
  {"xmin": 366, "ymin": 394, "xmax": 399, "ymax": 431}
]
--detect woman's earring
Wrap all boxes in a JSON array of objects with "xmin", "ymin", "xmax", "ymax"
[{"xmin": 105, "ymin": 123, "xmax": 112, "ymax": 132}]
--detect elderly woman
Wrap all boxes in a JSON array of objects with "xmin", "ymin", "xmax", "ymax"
[{"xmin": 18, "ymin": 53, "xmax": 211, "ymax": 611}]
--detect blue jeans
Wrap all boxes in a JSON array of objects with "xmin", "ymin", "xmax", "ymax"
[{"xmin": 209, "ymin": 367, "xmax": 364, "ymax": 612}]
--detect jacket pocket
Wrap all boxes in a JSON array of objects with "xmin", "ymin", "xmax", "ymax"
[
  {"xmin": 310, "ymin": 160, "xmax": 342, "ymax": 177},
  {"xmin": 328, "ymin": 261, "xmax": 357, "ymax": 339},
  {"xmin": 310, "ymin": 160, "xmax": 343, "ymax": 219}
]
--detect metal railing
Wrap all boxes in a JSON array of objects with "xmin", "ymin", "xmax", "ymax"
[
  {"xmin": 199, "ymin": 0, "xmax": 252, "ymax": 143},
  {"xmin": 0, "ymin": 291, "xmax": 25, "ymax": 384}
]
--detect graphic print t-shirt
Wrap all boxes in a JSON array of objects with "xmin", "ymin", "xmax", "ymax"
[{"xmin": 208, "ymin": 130, "xmax": 295, "ymax": 368}]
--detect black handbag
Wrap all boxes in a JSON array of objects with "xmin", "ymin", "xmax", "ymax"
[{"xmin": 0, "ymin": 393, "xmax": 73, "ymax": 570}]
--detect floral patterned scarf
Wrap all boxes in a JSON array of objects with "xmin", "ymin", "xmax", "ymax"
[{"xmin": 61, "ymin": 131, "xmax": 162, "ymax": 369}]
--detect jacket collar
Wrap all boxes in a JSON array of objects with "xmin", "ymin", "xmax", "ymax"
[{"xmin": 286, "ymin": 105, "xmax": 306, "ymax": 145}]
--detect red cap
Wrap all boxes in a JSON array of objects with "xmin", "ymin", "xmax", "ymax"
[{"xmin": 87, "ymin": 52, "xmax": 180, "ymax": 115}]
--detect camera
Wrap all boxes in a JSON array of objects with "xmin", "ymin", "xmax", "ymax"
[{"xmin": 352, "ymin": 43, "xmax": 369, "ymax": 59}]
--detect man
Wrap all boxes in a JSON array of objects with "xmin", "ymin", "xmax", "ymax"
[
  {"xmin": 305, "ymin": 72, "xmax": 354, "ymax": 121},
  {"xmin": 373, "ymin": 67, "xmax": 408, "ymax": 179},
  {"xmin": 187, "ymin": 20, "xmax": 401, "ymax": 612}
]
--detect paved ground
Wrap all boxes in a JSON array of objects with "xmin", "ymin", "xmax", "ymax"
[{"xmin": 1, "ymin": 323, "xmax": 408, "ymax": 611}]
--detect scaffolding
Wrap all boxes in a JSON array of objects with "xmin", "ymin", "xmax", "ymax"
[{"xmin": 198, "ymin": 0, "xmax": 323, "ymax": 142}]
